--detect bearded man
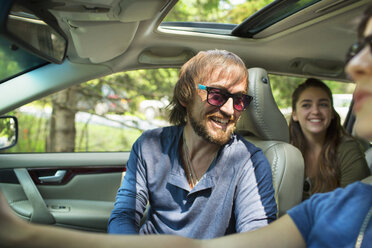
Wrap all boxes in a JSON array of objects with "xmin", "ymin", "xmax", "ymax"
[{"xmin": 107, "ymin": 49, "xmax": 277, "ymax": 238}]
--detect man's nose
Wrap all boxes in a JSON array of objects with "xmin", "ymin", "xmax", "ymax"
[{"xmin": 219, "ymin": 97, "xmax": 235, "ymax": 116}]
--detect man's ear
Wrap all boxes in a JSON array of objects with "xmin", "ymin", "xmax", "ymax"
[{"xmin": 292, "ymin": 111, "xmax": 298, "ymax": 121}]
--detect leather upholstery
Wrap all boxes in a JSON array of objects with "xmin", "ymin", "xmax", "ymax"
[{"xmin": 236, "ymin": 67, "xmax": 305, "ymax": 217}]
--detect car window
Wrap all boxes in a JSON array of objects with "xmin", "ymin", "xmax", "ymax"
[
  {"xmin": 2, "ymin": 71, "xmax": 355, "ymax": 153},
  {"xmin": 269, "ymin": 74, "xmax": 355, "ymax": 124},
  {"xmin": 2, "ymin": 68, "xmax": 179, "ymax": 153}
]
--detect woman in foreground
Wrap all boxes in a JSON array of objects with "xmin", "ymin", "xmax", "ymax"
[{"xmin": 1, "ymin": 5, "xmax": 372, "ymax": 248}]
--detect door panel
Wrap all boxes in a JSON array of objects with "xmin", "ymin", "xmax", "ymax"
[{"xmin": 0, "ymin": 152, "xmax": 128, "ymax": 232}]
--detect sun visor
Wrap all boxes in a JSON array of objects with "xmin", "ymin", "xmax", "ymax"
[
  {"xmin": 68, "ymin": 20, "xmax": 138, "ymax": 63},
  {"xmin": 50, "ymin": 0, "xmax": 169, "ymax": 22},
  {"xmin": 49, "ymin": 0, "xmax": 170, "ymax": 63}
]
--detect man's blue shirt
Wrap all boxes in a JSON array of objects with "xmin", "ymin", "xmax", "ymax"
[{"xmin": 108, "ymin": 125, "xmax": 277, "ymax": 238}]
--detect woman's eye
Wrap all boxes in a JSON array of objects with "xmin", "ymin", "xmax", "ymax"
[
  {"xmin": 319, "ymin": 103, "xmax": 329, "ymax": 107},
  {"xmin": 301, "ymin": 104, "xmax": 311, "ymax": 108}
]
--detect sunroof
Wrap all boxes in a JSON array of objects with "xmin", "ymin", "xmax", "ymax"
[
  {"xmin": 160, "ymin": 0, "xmax": 324, "ymax": 37},
  {"xmin": 232, "ymin": 0, "xmax": 322, "ymax": 37},
  {"xmin": 162, "ymin": 0, "xmax": 271, "ymax": 24}
]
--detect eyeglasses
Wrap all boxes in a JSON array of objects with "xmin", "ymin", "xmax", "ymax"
[
  {"xmin": 198, "ymin": 84, "xmax": 253, "ymax": 111},
  {"xmin": 346, "ymin": 35, "xmax": 372, "ymax": 63}
]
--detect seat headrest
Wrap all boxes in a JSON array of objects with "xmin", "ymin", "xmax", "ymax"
[{"xmin": 236, "ymin": 67, "xmax": 289, "ymax": 142}]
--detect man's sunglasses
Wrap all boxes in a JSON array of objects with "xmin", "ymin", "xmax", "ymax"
[
  {"xmin": 346, "ymin": 35, "xmax": 372, "ymax": 63},
  {"xmin": 198, "ymin": 84, "xmax": 253, "ymax": 111}
]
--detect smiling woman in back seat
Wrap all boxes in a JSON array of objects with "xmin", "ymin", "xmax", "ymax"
[{"xmin": 289, "ymin": 78, "xmax": 370, "ymax": 200}]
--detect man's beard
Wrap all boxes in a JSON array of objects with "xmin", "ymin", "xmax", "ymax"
[{"xmin": 188, "ymin": 108, "xmax": 235, "ymax": 146}]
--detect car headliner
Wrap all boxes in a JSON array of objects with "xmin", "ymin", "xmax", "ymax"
[{"xmin": 0, "ymin": 0, "xmax": 370, "ymax": 115}]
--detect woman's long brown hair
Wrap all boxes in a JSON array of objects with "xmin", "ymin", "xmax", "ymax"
[{"xmin": 289, "ymin": 78, "xmax": 347, "ymax": 194}]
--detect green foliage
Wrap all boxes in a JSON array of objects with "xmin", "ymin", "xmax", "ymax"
[
  {"xmin": 4, "ymin": 67, "xmax": 179, "ymax": 153},
  {"xmin": 80, "ymin": 68, "xmax": 179, "ymax": 117},
  {"xmin": 269, "ymin": 74, "xmax": 305, "ymax": 109},
  {"xmin": 0, "ymin": 116, "xmax": 16, "ymax": 144},
  {"xmin": 269, "ymin": 74, "xmax": 354, "ymax": 110},
  {"xmin": 164, "ymin": 0, "xmax": 272, "ymax": 24},
  {"xmin": 323, "ymin": 80, "xmax": 355, "ymax": 94},
  {"xmin": 164, "ymin": 0, "xmax": 224, "ymax": 22},
  {"xmin": 227, "ymin": 0, "xmax": 272, "ymax": 23},
  {"xmin": 8, "ymin": 112, "xmax": 49, "ymax": 153},
  {"xmin": 5, "ymin": 109, "xmax": 142, "ymax": 153},
  {"xmin": 75, "ymin": 122, "xmax": 141, "ymax": 152},
  {"xmin": 109, "ymin": 68, "xmax": 178, "ymax": 100}
]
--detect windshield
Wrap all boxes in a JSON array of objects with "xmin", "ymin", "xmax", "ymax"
[{"xmin": 0, "ymin": 36, "xmax": 48, "ymax": 84}]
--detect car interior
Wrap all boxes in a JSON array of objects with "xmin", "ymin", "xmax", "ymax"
[
  {"xmin": 236, "ymin": 67, "xmax": 304, "ymax": 217},
  {"xmin": 0, "ymin": 0, "xmax": 371, "ymax": 233}
]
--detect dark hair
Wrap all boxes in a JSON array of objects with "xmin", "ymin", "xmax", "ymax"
[
  {"xmin": 168, "ymin": 50, "xmax": 248, "ymax": 125},
  {"xmin": 289, "ymin": 78, "xmax": 347, "ymax": 194},
  {"xmin": 358, "ymin": 5, "xmax": 372, "ymax": 39}
]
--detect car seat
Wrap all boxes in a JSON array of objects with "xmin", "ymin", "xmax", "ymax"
[{"xmin": 236, "ymin": 67, "xmax": 305, "ymax": 217}]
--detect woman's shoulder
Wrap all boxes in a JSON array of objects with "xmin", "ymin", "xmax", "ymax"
[
  {"xmin": 338, "ymin": 135, "xmax": 365, "ymax": 152},
  {"xmin": 337, "ymin": 135, "xmax": 370, "ymax": 185},
  {"xmin": 336, "ymin": 135, "xmax": 367, "ymax": 167}
]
